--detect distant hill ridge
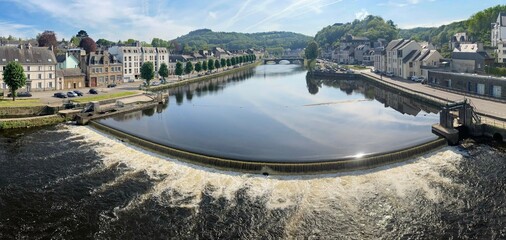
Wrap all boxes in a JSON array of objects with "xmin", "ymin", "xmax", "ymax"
[{"xmin": 171, "ymin": 29, "xmax": 312, "ymax": 52}]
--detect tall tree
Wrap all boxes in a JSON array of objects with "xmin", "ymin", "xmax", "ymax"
[
  {"xmin": 37, "ymin": 31, "xmax": 57, "ymax": 51},
  {"xmin": 79, "ymin": 37, "xmax": 97, "ymax": 54},
  {"xmin": 159, "ymin": 62, "xmax": 169, "ymax": 82},
  {"xmin": 185, "ymin": 61, "xmax": 194, "ymax": 75},
  {"xmin": 140, "ymin": 62, "xmax": 155, "ymax": 86},
  {"xmin": 208, "ymin": 59, "xmax": 215, "ymax": 71},
  {"xmin": 221, "ymin": 58, "xmax": 226, "ymax": 68},
  {"xmin": 76, "ymin": 30, "xmax": 89, "ymax": 38},
  {"xmin": 214, "ymin": 59, "xmax": 221, "ymax": 69},
  {"xmin": 226, "ymin": 58, "xmax": 232, "ymax": 67},
  {"xmin": 70, "ymin": 36, "xmax": 80, "ymax": 47},
  {"xmin": 231, "ymin": 57, "xmax": 236, "ymax": 65},
  {"xmin": 202, "ymin": 60, "xmax": 208, "ymax": 71},
  {"xmin": 194, "ymin": 62, "xmax": 202, "ymax": 73},
  {"xmin": 3, "ymin": 61, "xmax": 26, "ymax": 101},
  {"xmin": 305, "ymin": 40, "xmax": 319, "ymax": 72},
  {"xmin": 96, "ymin": 38, "xmax": 115, "ymax": 47},
  {"xmin": 175, "ymin": 62, "xmax": 184, "ymax": 76}
]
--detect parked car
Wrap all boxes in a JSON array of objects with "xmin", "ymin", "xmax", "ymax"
[
  {"xmin": 7, "ymin": 92, "xmax": 32, "ymax": 97},
  {"xmin": 53, "ymin": 92, "xmax": 67, "ymax": 98},
  {"xmin": 415, "ymin": 76, "xmax": 425, "ymax": 82},
  {"xmin": 67, "ymin": 91, "xmax": 78, "ymax": 97},
  {"xmin": 73, "ymin": 90, "xmax": 84, "ymax": 96},
  {"xmin": 386, "ymin": 72, "xmax": 394, "ymax": 77},
  {"xmin": 151, "ymin": 81, "xmax": 160, "ymax": 86},
  {"xmin": 89, "ymin": 89, "xmax": 98, "ymax": 94},
  {"xmin": 107, "ymin": 83, "xmax": 117, "ymax": 88}
]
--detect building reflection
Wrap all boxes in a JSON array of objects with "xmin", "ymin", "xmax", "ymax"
[{"xmin": 306, "ymin": 77, "xmax": 440, "ymax": 116}]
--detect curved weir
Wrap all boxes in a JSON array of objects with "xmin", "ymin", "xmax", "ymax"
[{"xmin": 94, "ymin": 65, "xmax": 443, "ymax": 173}]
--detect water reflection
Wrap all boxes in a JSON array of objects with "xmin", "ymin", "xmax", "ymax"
[
  {"xmin": 306, "ymin": 77, "xmax": 440, "ymax": 116},
  {"xmin": 98, "ymin": 65, "xmax": 439, "ymax": 162}
]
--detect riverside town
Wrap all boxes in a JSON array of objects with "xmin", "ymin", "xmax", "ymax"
[{"xmin": 1, "ymin": 1, "xmax": 506, "ymax": 239}]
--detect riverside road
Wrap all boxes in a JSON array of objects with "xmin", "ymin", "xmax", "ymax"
[{"xmin": 359, "ymin": 70, "xmax": 506, "ymax": 122}]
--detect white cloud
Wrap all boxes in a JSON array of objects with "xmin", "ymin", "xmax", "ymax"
[
  {"xmin": 0, "ymin": 21, "xmax": 40, "ymax": 39},
  {"xmin": 208, "ymin": 11, "xmax": 217, "ymax": 19},
  {"xmin": 6, "ymin": 0, "xmax": 194, "ymax": 41},
  {"xmin": 355, "ymin": 9, "xmax": 369, "ymax": 20}
]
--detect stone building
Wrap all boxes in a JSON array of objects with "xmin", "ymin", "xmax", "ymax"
[
  {"xmin": 109, "ymin": 43, "xmax": 169, "ymax": 81},
  {"xmin": 428, "ymin": 71, "xmax": 505, "ymax": 99},
  {"xmin": 0, "ymin": 43, "xmax": 57, "ymax": 92},
  {"xmin": 56, "ymin": 68, "xmax": 85, "ymax": 90},
  {"xmin": 84, "ymin": 50, "xmax": 123, "ymax": 87}
]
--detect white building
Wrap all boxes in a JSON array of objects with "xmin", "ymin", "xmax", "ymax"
[
  {"xmin": 109, "ymin": 43, "xmax": 169, "ymax": 81},
  {"xmin": 0, "ymin": 44, "xmax": 58, "ymax": 92},
  {"xmin": 492, "ymin": 13, "xmax": 506, "ymax": 63}
]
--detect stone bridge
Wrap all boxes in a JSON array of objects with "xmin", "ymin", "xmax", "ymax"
[{"xmin": 263, "ymin": 57, "xmax": 304, "ymax": 64}]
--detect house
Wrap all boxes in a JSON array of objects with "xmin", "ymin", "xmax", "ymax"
[
  {"xmin": 450, "ymin": 32, "xmax": 470, "ymax": 50},
  {"xmin": 109, "ymin": 43, "xmax": 169, "ymax": 81},
  {"xmin": 84, "ymin": 50, "xmax": 123, "ymax": 87},
  {"xmin": 354, "ymin": 45, "xmax": 370, "ymax": 64},
  {"xmin": 212, "ymin": 47, "xmax": 227, "ymax": 58},
  {"xmin": 491, "ymin": 13, "xmax": 506, "ymax": 63},
  {"xmin": 56, "ymin": 68, "xmax": 85, "ymax": 90},
  {"xmin": 56, "ymin": 52, "xmax": 80, "ymax": 70},
  {"xmin": 373, "ymin": 48, "xmax": 386, "ymax": 72},
  {"xmin": 385, "ymin": 39, "xmax": 421, "ymax": 78},
  {"xmin": 451, "ymin": 43, "xmax": 494, "ymax": 73},
  {"xmin": 338, "ymin": 46, "xmax": 354, "ymax": 64},
  {"xmin": 0, "ymin": 43, "xmax": 57, "ymax": 92}
]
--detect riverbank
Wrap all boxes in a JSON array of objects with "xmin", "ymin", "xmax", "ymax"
[{"xmin": 147, "ymin": 61, "xmax": 262, "ymax": 91}]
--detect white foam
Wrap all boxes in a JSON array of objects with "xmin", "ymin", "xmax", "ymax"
[{"xmin": 65, "ymin": 125, "xmax": 466, "ymax": 214}]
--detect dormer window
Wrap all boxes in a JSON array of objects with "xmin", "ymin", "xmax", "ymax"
[
  {"xmin": 48, "ymin": 59, "xmax": 52, "ymax": 62},
  {"xmin": 14, "ymin": 59, "xmax": 18, "ymax": 61}
]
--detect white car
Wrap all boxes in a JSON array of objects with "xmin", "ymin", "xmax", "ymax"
[
  {"xmin": 386, "ymin": 72, "xmax": 394, "ymax": 77},
  {"xmin": 411, "ymin": 76, "xmax": 424, "ymax": 82}
]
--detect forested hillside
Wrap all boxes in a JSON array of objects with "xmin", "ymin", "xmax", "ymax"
[
  {"xmin": 314, "ymin": 16, "xmax": 398, "ymax": 48},
  {"xmin": 170, "ymin": 29, "xmax": 312, "ymax": 53}
]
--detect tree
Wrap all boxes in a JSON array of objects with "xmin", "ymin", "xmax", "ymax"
[
  {"xmin": 79, "ymin": 37, "xmax": 97, "ymax": 54},
  {"xmin": 214, "ymin": 59, "xmax": 221, "ymax": 69},
  {"xmin": 208, "ymin": 59, "xmax": 215, "ymax": 71},
  {"xmin": 175, "ymin": 61, "xmax": 184, "ymax": 76},
  {"xmin": 76, "ymin": 30, "xmax": 89, "ymax": 38},
  {"xmin": 96, "ymin": 38, "xmax": 115, "ymax": 48},
  {"xmin": 70, "ymin": 36, "xmax": 80, "ymax": 47},
  {"xmin": 195, "ymin": 62, "xmax": 202, "ymax": 73},
  {"xmin": 305, "ymin": 40, "xmax": 319, "ymax": 72},
  {"xmin": 202, "ymin": 60, "xmax": 208, "ymax": 71},
  {"xmin": 159, "ymin": 62, "xmax": 169, "ymax": 82},
  {"xmin": 231, "ymin": 57, "xmax": 236, "ymax": 65},
  {"xmin": 140, "ymin": 62, "xmax": 155, "ymax": 86},
  {"xmin": 37, "ymin": 31, "xmax": 57, "ymax": 51},
  {"xmin": 221, "ymin": 58, "xmax": 226, "ymax": 68},
  {"xmin": 226, "ymin": 58, "xmax": 231, "ymax": 67},
  {"xmin": 3, "ymin": 61, "xmax": 26, "ymax": 101},
  {"xmin": 185, "ymin": 61, "xmax": 194, "ymax": 75}
]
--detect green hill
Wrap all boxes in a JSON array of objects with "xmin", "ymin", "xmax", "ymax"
[
  {"xmin": 314, "ymin": 16, "xmax": 398, "ymax": 48},
  {"xmin": 316, "ymin": 5, "xmax": 506, "ymax": 49},
  {"xmin": 171, "ymin": 29, "xmax": 312, "ymax": 53}
]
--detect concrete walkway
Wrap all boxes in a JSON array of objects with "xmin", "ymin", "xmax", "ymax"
[{"xmin": 359, "ymin": 70, "xmax": 506, "ymax": 121}]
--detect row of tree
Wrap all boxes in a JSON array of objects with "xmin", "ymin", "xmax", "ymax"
[{"xmin": 174, "ymin": 54, "xmax": 257, "ymax": 76}]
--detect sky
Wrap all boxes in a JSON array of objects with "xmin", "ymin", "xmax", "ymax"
[{"xmin": 0, "ymin": 0, "xmax": 505, "ymax": 42}]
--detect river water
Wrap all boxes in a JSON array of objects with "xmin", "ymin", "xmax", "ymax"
[
  {"xmin": 0, "ymin": 125, "xmax": 505, "ymax": 239},
  {"xmin": 98, "ymin": 65, "xmax": 439, "ymax": 162},
  {"xmin": 1, "ymin": 65, "xmax": 506, "ymax": 239}
]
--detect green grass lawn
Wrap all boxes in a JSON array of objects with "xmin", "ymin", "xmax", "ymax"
[
  {"xmin": 0, "ymin": 98, "xmax": 43, "ymax": 107},
  {"xmin": 72, "ymin": 91, "xmax": 138, "ymax": 103},
  {"xmin": 347, "ymin": 65, "xmax": 368, "ymax": 70}
]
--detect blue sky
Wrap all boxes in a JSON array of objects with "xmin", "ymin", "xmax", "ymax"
[{"xmin": 0, "ymin": 0, "xmax": 504, "ymax": 42}]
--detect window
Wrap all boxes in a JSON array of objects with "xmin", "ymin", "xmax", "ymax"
[
  {"xmin": 49, "ymin": 66, "xmax": 52, "ymax": 70},
  {"xmin": 39, "ymin": 66, "xmax": 42, "ymax": 71},
  {"xmin": 27, "ymin": 74, "xmax": 30, "ymax": 79},
  {"xmin": 48, "ymin": 82, "xmax": 52, "ymax": 88},
  {"xmin": 49, "ymin": 73, "xmax": 52, "ymax": 79},
  {"xmin": 27, "ymin": 66, "xmax": 31, "ymax": 71},
  {"xmin": 38, "ymin": 82, "xmax": 42, "ymax": 89},
  {"xmin": 124, "ymin": 69, "xmax": 127, "ymax": 74},
  {"xmin": 129, "ymin": 69, "xmax": 132, "ymax": 74},
  {"xmin": 129, "ymin": 56, "xmax": 132, "ymax": 61},
  {"xmin": 38, "ymin": 74, "xmax": 42, "ymax": 79}
]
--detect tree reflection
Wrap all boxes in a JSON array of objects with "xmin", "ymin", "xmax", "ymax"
[{"xmin": 306, "ymin": 76, "xmax": 319, "ymax": 95}]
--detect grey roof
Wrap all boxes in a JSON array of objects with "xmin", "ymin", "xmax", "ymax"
[
  {"xmin": 56, "ymin": 54, "xmax": 66, "ymax": 63},
  {"xmin": 403, "ymin": 50, "xmax": 418, "ymax": 63},
  {"xmin": 451, "ymin": 51, "xmax": 492, "ymax": 60},
  {"xmin": 0, "ymin": 46, "xmax": 56, "ymax": 65},
  {"xmin": 386, "ymin": 39, "xmax": 404, "ymax": 51},
  {"xmin": 86, "ymin": 50, "xmax": 120, "ymax": 65},
  {"xmin": 62, "ymin": 68, "xmax": 84, "ymax": 77}
]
